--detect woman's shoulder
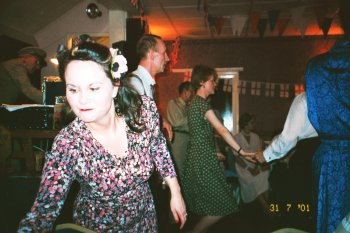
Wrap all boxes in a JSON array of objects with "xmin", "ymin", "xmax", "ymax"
[
  {"xmin": 54, "ymin": 118, "xmax": 82, "ymax": 142},
  {"xmin": 140, "ymin": 95, "xmax": 157, "ymax": 111}
]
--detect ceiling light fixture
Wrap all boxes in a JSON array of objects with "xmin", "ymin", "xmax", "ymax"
[{"xmin": 86, "ymin": 3, "xmax": 102, "ymax": 19}]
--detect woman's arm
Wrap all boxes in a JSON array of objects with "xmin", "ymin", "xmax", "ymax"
[
  {"xmin": 145, "ymin": 97, "xmax": 187, "ymax": 228},
  {"xmin": 18, "ymin": 132, "xmax": 76, "ymax": 232},
  {"xmin": 163, "ymin": 176, "xmax": 187, "ymax": 229},
  {"xmin": 205, "ymin": 109, "xmax": 254, "ymax": 157}
]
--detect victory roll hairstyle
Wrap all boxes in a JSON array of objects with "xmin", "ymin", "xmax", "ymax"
[{"xmin": 58, "ymin": 42, "xmax": 145, "ymax": 132}]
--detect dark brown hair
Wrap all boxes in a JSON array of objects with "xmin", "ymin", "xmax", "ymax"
[
  {"xmin": 190, "ymin": 64, "xmax": 217, "ymax": 91},
  {"xmin": 58, "ymin": 42, "xmax": 145, "ymax": 132}
]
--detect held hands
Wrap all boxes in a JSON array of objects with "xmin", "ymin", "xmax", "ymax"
[
  {"xmin": 254, "ymin": 151, "xmax": 267, "ymax": 163},
  {"xmin": 239, "ymin": 150, "xmax": 267, "ymax": 164},
  {"xmin": 239, "ymin": 149, "xmax": 257, "ymax": 163}
]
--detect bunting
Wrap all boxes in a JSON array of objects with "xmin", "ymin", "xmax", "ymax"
[
  {"xmin": 193, "ymin": 3, "xmax": 337, "ymax": 38},
  {"xmin": 264, "ymin": 83, "xmax": 275, "ymax": 97},
  {"xmin": 250, "ymin": 82, "xmax": 261, "ymax": 96},
  {"xmin": 250, "ymin": 11, "xmax": 261, "ymax": 34},
  {"xmin": 215, "ymin": 17, "xmax": 226, "ymax": 35},
  {"xmin": 279, "ymin": 83, "xmax": 290, "ymax": 98},
  {"xmin": 258, "ymin": 18, "xmax": 268, "ymax": 37},
  {"xmin": 221, "ymin": 80, "xmax": 304, "ymax": 99},
  {"xmin": 268, "ymin": 10, "xmax": 280, "ymax": 32},
  {"xmin": 314, "ymin": 5, "xmax": 328, "ymax": 30},
  {"xmin": 294, "ymin": 84, "xmax": 305, "ymax": 95},
  {"xmin": 230, "ymin": 15, "xmax": 248, "ymax": 36},
  {"xmin": 207, "ymin": 14, "xmax": 216, "ymax": 36},
  {"xmin": 238, "ymin": 80, "xmax": 247, "ymax": 94},
  {"xmin": 290, "ymin": 7, "xmax": 308, "ymax": 37},
  {"xmin": 321, "ymin": 17, "xmax": 333, "ymax": 38},
  {"xmin": 277, "ymin": 17, "xmax": 290, "ymax": 36}
]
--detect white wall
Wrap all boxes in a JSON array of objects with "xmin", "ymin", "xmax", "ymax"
[{"xmin": 35, "ymin": 2, "xmax": 126, "ymax": 77}]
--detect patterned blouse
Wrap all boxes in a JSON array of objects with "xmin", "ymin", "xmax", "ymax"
[{"xmin": 18, "ymin": 97, "xmax": 176, "ymax": 233}]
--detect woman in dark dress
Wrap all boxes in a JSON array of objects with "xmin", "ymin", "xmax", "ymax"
[{"xmin": 182, "ymin": 65, "xmax": 254, "ymax": 233}]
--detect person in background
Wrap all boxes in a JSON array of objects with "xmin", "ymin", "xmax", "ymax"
[
  {"xmin": 166, "ymin": 81, "xmax": 193, "ymax": 181},
  {"xmin": 126, "ymin": 34, "xmax": 173, "ymax": 140},
  {"xmin": 17, "ymin": 41, "xmax": 186, "ymax": 232},
  {"xmin": 182, "ymin": 64, "xmax": 254, "ymax": 233},
  {"xmin": 233, "ymin": 113, "xmax": 270, "ymax": 215},
  {"xmin": 0, "ymin": 46, "xmax": 46, "ymax": 104}
]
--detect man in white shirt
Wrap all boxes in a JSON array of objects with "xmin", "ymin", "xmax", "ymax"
[
  {"xmin": 254, "ymin": 92, "xmax": 318, "ymax": 163},
  {"xmin": 127, "ymin": 34, "xmax": 173, "ymax": 140}
]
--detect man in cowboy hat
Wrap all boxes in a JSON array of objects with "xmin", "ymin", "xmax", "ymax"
[{"xmin": 0, "ymin": 46, "xmax": 47, "ymax": 104}]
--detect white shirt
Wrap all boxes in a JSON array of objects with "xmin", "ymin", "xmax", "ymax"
[
  {"xmin": 130, "ymin": 65, "xmax": 156, "ymax": 99},
  {"xmin": 338, "ymin": 212, "xmax": 350, "ymax": 232},
  {"xmin": 263, "ymin": 92, "xmax": 318, "ymax": 162}
]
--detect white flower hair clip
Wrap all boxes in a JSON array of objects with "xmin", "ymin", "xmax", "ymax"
[{"xmin": 109, "ymin": 48, "xmax": 128, "ymax": 79}]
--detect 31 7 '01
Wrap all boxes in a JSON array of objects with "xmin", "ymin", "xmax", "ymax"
[{"xmin": 269, "ymin": 203, "xmax": 310, "ymax": 212}]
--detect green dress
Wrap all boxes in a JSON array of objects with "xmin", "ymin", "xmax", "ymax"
[{"xmin": 182, "ymin": 95, "xmax": 238, "ymax": 216}]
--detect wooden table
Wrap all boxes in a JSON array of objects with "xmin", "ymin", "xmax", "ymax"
[{"xmin": 5, "ymin": 129, "xmax": 58, "ymax": 173}]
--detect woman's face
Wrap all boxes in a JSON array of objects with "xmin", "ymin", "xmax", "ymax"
[
  {"xmin": 245, "ymin": 118, "xmax": 256, "ymax": 132},
  {"xmin": 201, "ymin": 75, "xmax": 217, "ymax": 95},
  {"xmin": 65, "ymin": 60, "xmax": 118, "ymax": 124}
]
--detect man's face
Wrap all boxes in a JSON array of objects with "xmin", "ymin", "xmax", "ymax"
[
  {"xmin": 153, "ymin": 39, "xmax": 169, "ymax": 74},
  {"xmin": 23, "ymin": 55, "xmax": 41, "ymax": 74},
  {"xmin": 184, "ymin": 88, "xmax": 194, "ymax": 103}
]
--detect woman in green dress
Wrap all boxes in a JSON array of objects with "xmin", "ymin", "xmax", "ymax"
[{"xmin": 182, "ymin": 65, "xmax": 254, "ymax": 233}]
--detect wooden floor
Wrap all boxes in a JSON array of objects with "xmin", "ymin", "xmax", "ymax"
[{"xmin": 0, "ymin": 173, "xmax": 315, "ymax": 233}]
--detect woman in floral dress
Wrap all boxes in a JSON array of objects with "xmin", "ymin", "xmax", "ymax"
[
  {"xmin": 18, "ymin": 41, "xmax": 186, "ymax": 232},
  {"xmin": 182, "ymin": 65, "xmax": 254, "ymax": 233}
]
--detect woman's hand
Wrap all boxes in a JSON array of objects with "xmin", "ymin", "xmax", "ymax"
[
  {"xmin": 216, "ymin": 152, "xmax": 226, "ymax": 161},
  {"xmin": 170, "ymin": 191, "xmax": 187, "ymax": 229},
  {"xmin": 239, "ymin": 149, "xmax": 257, "ymax": 163},
  {"xmin": 164, "ymin": 177, "xmax": 187, "ymax": 229},
  {"xmin": 254, "ymin": 151, "xmax": 267, "ymax": 163}
]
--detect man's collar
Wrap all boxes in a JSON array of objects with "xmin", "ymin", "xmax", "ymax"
[{"xmin": 137, "ymin": 65, "xmax": 156, "ymax": 85}]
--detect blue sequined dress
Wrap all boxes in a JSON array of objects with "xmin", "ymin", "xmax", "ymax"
[{"xmin": 305, "ymin": 40, "xmax": 350, "ymax": 233}]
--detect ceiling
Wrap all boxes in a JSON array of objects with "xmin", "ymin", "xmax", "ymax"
[{"xmin": 0, "ymin": 0, "xmax": 341, "ymax": 43}]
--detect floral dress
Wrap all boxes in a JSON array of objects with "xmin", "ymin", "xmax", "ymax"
[{"xmin": 18, "ymin": 97, "xmax": 176, "ymax": 233}]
